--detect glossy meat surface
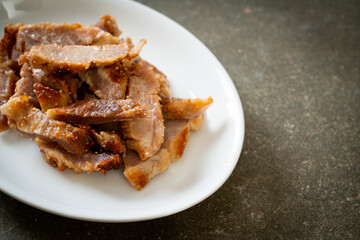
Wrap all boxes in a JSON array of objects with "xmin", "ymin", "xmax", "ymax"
[{"xmin": 89, "ymin": 129, "xmax": 126, "ymax": 155}]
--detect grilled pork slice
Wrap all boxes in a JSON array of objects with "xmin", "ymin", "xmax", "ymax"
[
  {"xmin": 161, "ymin": 97, "xmax": 213, "ymax": 120},
  {"xmin": 13, "ymin": 63, "xmax": 37, "ymax": 101},
  {"xmin": 1, "ymin": 96, "xmax": 93, "ymax": 154},
  {"xmin": 89, "ymin": 129, "xmax": 126, "ymax": 155},
  {"xmin": 34, "ymin": 83, "xmax": 72, "ymax": 111},
  {"xmin": 121, "ymin": 95, "xmax": 164, "ymax": 161},
  {"xmin": 35, "ymin": 138, "xmax": 121, "ymax": 174},
  {"xmin": 1, "ymin": 23, "xmax": 23, "ymax": 65},
  {"xmin": 163, "ymin": 120, "xmax": 190, "ymax": 162},
  {"xmin": 47, "ymin": 99, "xmax": 146, "ymax": 124},
  {"xmin": 124, "ymin": 149, "xmax": 170, "ymax": 190},
  {"xmin": 79, "ymin": 63, "xmax": 129, "ymax": 100},
  {"xmin": 95, "ymin": 15, "xmax": 121, "ymax": 37},
  {"xmin": 32, "ymin": 69, "xmax": 79, "ymax": 108},
  {"xmin": 20, "ymin": 40, "xmax": 146, "ymax": 73},
  {"xmin": 14, "ymin": 23, "xmax": 119, "ymax": 57},
  {"xmin": 0, "ymin": 24, "xmax": 23, "ymax": 132},
  {"xmin": 120, "ymin": 59, "xmax": 168, "ymax": 160},
  {"xmin": 188, "ymin": 115, "xmax": 204, "ymax": 131},
  {"xmin": 136, "ymin": 59, "xmax": 170, "ymax": 97}
]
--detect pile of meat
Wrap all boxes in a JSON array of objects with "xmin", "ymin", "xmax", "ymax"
[{"xmin": 0, "ymin": 15, "xmax": 212, "ymax": 190}]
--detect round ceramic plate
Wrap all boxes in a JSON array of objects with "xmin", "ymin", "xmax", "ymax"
[{"xmin": 0, "ymin": 0, "xmax": 244, "ymax": 222}]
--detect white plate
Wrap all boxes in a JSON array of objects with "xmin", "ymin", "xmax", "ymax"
[{"xmin": 0, "ymin": 0, "xmax": 244, "ymax": 222}]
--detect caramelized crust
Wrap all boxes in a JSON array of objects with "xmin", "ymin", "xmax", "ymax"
[
  {"xmin": 34, "ymin": 83, "xmax": 71, "ymax": 111},
  {"xmin": 161, "ymin": 97, "xmax": 213, "ymax": 120},
  {"xmin": 35, "ymin": 138, "xmax": 121, "ymax": 174},
  {"xmin": 95, "ymin": 15, "xmax": 122, "ymax": 37},
  {"xmin": 89, "ymin": 129, "xmax": 126, "ymax": 155},
  {"xmin": 124, "ymin": 149, "xmax": 170, "ymax": 190}
]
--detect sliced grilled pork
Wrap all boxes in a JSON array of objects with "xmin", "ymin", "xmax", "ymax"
[
  {"xmin": 124, "ymin": 149, "xmax": 170, "ymax": 190},
  {"xmin": 46, "ymin": 99, "xmax": 146, "ymax": 124},
  {"xmin": 89, "ymin": 129, "xmax": 126, "ymax": 155},
  {"xmin": 79, "ymin": 63, "xmax": 129, "ymax": 100},
  {"xmin": 0, "ymin": 24, "xmax": 22, "ymax": 131},
  {"xmin": 1, "ymin": 23, "xmax": 23, "ymax": 62},
  {"xmin": 121, "ymin": 95, "xmax": 164, "ymax": 161},
  {"xmin": 94, "ymin": 15, "xmax": 121, "ymax": 37},
  {"xmin": 1, "ymin": 96, "xmax": 93, "ymax": 154},
  {"xmin": 161, "ymin": 97, "xmax": 213, "ymax": 120},
  {"xmin": 188, "ymin": 115, "xmax": 204, "ymax": 131},
  {"xmin": 14, "ymin": 23, "xmax": 119, "ymax": 57},
  {"xmin": 163, "ymin": 120, "xmax": 190, "ymax": 162},
  {"xmin": 34, "ymin": 83, "xmax": 71, "ymax": 111},
  {"xmin": 13, "ymin": 63, "xmax": 36, "ymax": 100},
  {"xmin": 120, "ymin": 59, "xmax": 166, "ymax": 160},
  {"xmin": 35, "ymin": 138, "xmax": 121, "ymax": 174},
  {"xmin": 32, "ymin": 69, "xmax": 79, "ymax": 107},
  {"xmin": 20, "ymin": 40, "xmax": 146, "ymax": 73},
  {"xmin": 138, "ymin": 59, "xmax": 170, "ymax": 97}
]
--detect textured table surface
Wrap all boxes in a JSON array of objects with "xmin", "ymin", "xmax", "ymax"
[{"xmin": 0, "ymin": 0, "xmax": 359, "ymax": 239}]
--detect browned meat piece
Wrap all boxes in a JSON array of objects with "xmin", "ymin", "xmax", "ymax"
[
  {"xmin": 121, "ymin": 95, "xmax": 164, "ymax": 161},
  {"xmin": 34, "ymin": 83, "xmax": 71, "ymax": 111},
  {"xmin": 14, "ymin": 23, "xmax": 119, "ymax": 57},
  {"xmin": 66, "ymin": 76, "xmax": 80, "ymax": 102},
  {"xmin": 0, "ymin": 96, "xmax": 93, "ymax": 154},
  {"xmin": 13, "ymin": 63, "xmax": 37, "ymax": 101},
  {"xmin": 188, "ymin": 114, "xmax": 204, "ymax": 131},
  {"xmin": 46, "ymin": 99, "xmax": 146, "ymax": 124},
  {"xmin": 139, "ymin": 59, "xmax": 170, "ymax": 97},
  {"xmin": 120, "ymin": 59, "xmax": 166, "ymax": 160},
  {"xmin": 124, "ymin": 149, "xmax": 170, "ymax": 190},
  {"xmin": 89, "ymin": 129, "xmax": 126, "ymax": 155},
  {"xmin": 35, "ymin": 138, "xmax": 122, "ymax": 174},
  {"xmin": 94, "ymin": 15, "xmax": 121, "ymax": 37},
  {"xmin": 161, "ymin": 97, "xmax": 213, "ymax": 120},
  {"xmin": 32, "ymin": 69, "xmax": 78, "ymax": 106},
  {"xmin": 162, "ymin": 120, "xmax": 190, "ymax": 162},
  {"xmin": 20, "ymin": 40, "xmax": 146, "ymax": 73},
  {"xmin": 79, "ymin": 63, "xmax": 129, "ymax": 99},
  {"xmin": 2, "ymin": 23, "xmax": 23, "ymax": 61},
  {"xmin": 129, "ymin": 59, "xmax": 161, "ymax": 95},
  {"xmin": 0, "ymin": 24, "xmax": 22, "ymax": 132}
]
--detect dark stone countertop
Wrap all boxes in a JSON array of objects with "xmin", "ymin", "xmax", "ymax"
[{"xmin": 0, "ymin": 0, "xmax": 359, "ymax": 239}]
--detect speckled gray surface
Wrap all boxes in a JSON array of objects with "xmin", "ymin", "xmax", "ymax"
[{"xmin": 0, "ymin": 0, "xmax": 359, "ymax": 239}]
